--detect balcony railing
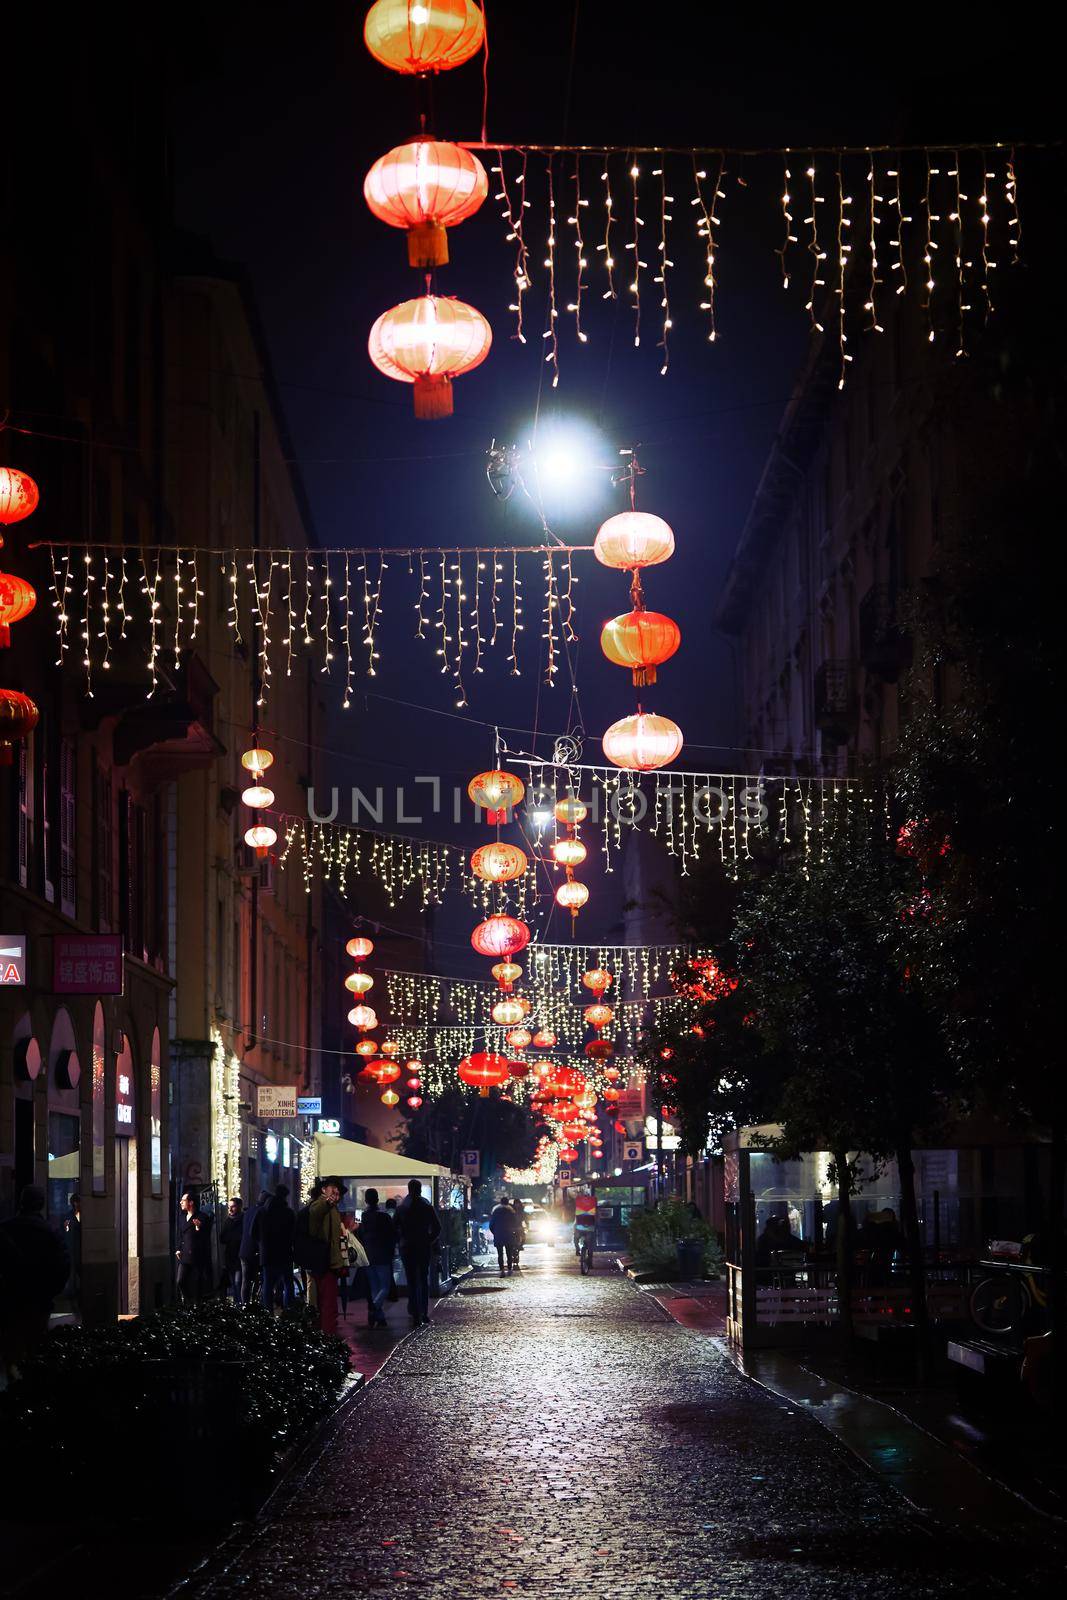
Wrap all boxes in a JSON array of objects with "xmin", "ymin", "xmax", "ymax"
[{"xmin": 814, "ymin": 659, "xmax": 855, "ymax": 738}]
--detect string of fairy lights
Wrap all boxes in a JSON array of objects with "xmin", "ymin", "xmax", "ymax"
[
  {"xmin": 32, "ymin": 542, "xmax": 587, "ymax": 712},
  {"xmin": 466, "ymin": 143, "xmax": 1032, "ymax": 392}
]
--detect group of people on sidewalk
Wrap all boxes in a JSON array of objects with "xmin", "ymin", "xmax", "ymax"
[{"xmin": 175, "ymin": 1175, "xmax": 442, "ymax": 1338}]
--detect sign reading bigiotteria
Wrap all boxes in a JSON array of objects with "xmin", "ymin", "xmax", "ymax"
[{"xmin": 257, "ymin": 1085, "xmax": 298, "ymax": 1118}]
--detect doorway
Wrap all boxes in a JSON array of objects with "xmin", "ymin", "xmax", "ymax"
[{"xmin": 116, "ymin": 1135, "xmax": 139, "ymax": 1315}]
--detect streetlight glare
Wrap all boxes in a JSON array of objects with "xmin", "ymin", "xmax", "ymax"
[{"xmin": 528, "ymin": 418, "xmax": 610, "ymax": 518}]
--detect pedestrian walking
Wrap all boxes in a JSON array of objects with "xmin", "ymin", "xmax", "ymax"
[
  {"xmin": 0, "ymin": 1184, "xmax": 70, "ymax": 1385},
  {"xmin": 61, "ymin": 1192, "xmax": 82, "ymax": 1308},
  {"xmin": 384, "ymin": 1196, "xmax": 401, "ymax": 1301},
  {"xmin": 256, "ymin": 1185, "xmax": 296, "ymax": 1309},
  {"xmin": 357, "ymin": 1188, "xmax": 397, "ymax": 1328},
  {"xmin": 175, "ymin": 1190, "xmax": 210, "ymax": 1306},
  {"xmin": 293, "ymin": 1182, "xmax": 322, "ymax": 1300},
  {"xmin": 396, "ymin": 1178, "xmax": 441, "ymax": 1326},
  {"xmin": 307, "ymin": 1176, "xmax": 348, "ymax": 1336},
  {"xmin": 490, "ymin": 1196, "xmax": 520, "ymax": 1277},
  {"xmin": 219, "ymin": 1197, "xmax": 244, "ymax": 1299},
  {"xmin": 239, "ymin": 1189, "xmax": 271, "ymax": 1304}
]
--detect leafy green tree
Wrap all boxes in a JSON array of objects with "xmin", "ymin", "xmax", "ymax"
[{"xmin": 399, "ymin": 1087, "xmax": 536, "ymax": 1181}]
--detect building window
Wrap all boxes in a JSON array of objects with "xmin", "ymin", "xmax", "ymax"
[
  {"xmin": 92, "ymin": 1002, "xmax": 107, "ymax": 1196},
  {"xmin": 94, "ymin": 761, "xmax": 114, "ymax": 932},
  {"xmin": 16, "ymin": 733, "xmax": 34, "ymax": 889},
  {"xmin": 60, "ymin": 738, "xmax": 76, "ymax": 918}
]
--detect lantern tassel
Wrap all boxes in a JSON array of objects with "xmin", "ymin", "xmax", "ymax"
[
  {"xmin": 408, "ymin": 220, "xmax": 449, "ymax": 269},
  {"xmin": 413, "ymin": 374, "xmax": 454, "ymax": 420},
  {"xmin": 632, "ymin": 665, "xmax": 657, "ymax": 687},
  {"xmin": 629, "ymin": 569, "xmax": 645, "ymax": 609}
]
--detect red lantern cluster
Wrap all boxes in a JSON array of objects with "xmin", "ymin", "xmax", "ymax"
[
  {"xmin": 596, "ymin": 457, "xmax": 683, "ymax": 771},
  {"xmin": 0, "ymin": 465, "xmax": 40, "ymax": 765}
]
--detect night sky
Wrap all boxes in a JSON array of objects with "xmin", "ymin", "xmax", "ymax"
[{"xmin": 159, "ymin": 3, "xmax": 1056, "ymax": 955}]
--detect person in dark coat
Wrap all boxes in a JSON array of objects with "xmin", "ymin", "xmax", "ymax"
[
  {"xmin": 239, "ymin": 1189, "xmax": 271, "ymax": 1304},
  {"xmin": 255, "ymin": 1185, "xmax": 296, "ymax": 1309},
  {"xmin": 395, "ymin": 1178, "xmax": 441, "ymax": 1327},
  {"xmin": 175, "ymin": 1190, "xmax": 211, "ymax": 1306},
  {"xmin": 511, "ymin": 1198, "xmax": 527, "ymax": 1272},
  {"xmin": 219, "ymin": 1197, "xmax": 244, "ymax": 1299},
  {"xmin": 490, "ymin": 1198, "xmax": 520, "ymax": 1277},
  {"xmin": 62, "ymin": 1192, "xmax": 82, "ymax": 1307},
  {"xmin": 0, "ymin": 1184, "xmax": 70, "ymax": 1381},
  {"xmin": 384, "ymin": 1196, "xmax": 401, "ymax": 1302},
  {"xmin": 357, "ymin": 1188, "xmax": 397, "ymax": 1329}
]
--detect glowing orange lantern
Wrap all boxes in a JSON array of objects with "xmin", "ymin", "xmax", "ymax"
[
  {"xmin": 0, "ymin": 572, "xmax": 36, "ymax": 647},
  {"xmin": 241, "ymin": 744, "xmax": 274, "ymax": 777},
  {"xmin": 492, "ymin": 996, "xmax": 526, "ymax": 1027},
  {"xmin": 584, "ymin": 1004, "xmax": 613, "ymax": 1029},
  {"xmin": 345, "ymin": 971, "xmax": 374, "ymax": 995},
  {"xmin": 582, "ymin": 969, "xmax": 612, "ymax": 997},
  {"xmin": 532, "ymin": 1029, "xmax": 557, "ymax": 1050},
  {"xmin": 381, "ymin": 1088, "xmax": 401, "ymax": 1107},
  {"xmin": 600, "ymin": 610, "xmax": 681, "ymax": 686},
  {"xmin": 369, "ymin": 1060, "xmax": 402, "ymax": 1085},
  {"xmin": 348, "ymin": 1004, "xmax": 378, "ymax": 1031},
  {"xmin": 554, "ymin": 796, "xmax": 587, "ymax": 826},
  {"xmin": 558, "ymin": 1147, "xmax": 579, "ymax": 1164},
  {"xmin": 458, "ymin": 1050, "xmax": 511, "ymax": 1096},
  {"xmin": 369, "ymin": 295, "xmax": 491, "ymax": 419},
  {"xmin": 346, "ymin": 936, "xmax": 374, "ymax": 961},
  {"xmin": 471, "ymin": 841, "xmax": 528, "ymax": 882},
  {"xmin": 594, "ymin": 511, "xmax": 675, "ymax": 571},
  {"xmin": 364, "ymin": 0, "xmax": 485, "ymax": 76},
  {"xmin": 244, "ymin": 823, "xmax": 277, "ymax": 858},
  {"xmin": 603, "ymin": 1087, "xmax": 620, "ymax": 1103},
  {"xmin": 507, "ymin": 1026, "xmax": 532, "ymax": 1050},
  {"xmin": 407, "ymin": 1075, "xmax": 422, "ymax": 1090},
  {"xmin": 552, "ymin": 838, "xmax": 587, "ymax": 868},
  {"xmin": 467, "ymin": 769, "xmax": 526, "ymax": 822},
  {"xmin": 585, "ymin": 1039, "xmax": 614, "ymax": 1061},
  {"xmin": 356, "ymin": 1039, "xmax": 379, "ymax": 1058},
  {"xmin": 0, "ymin": 467, "xmax": 39, "ymax": 526},
  {"xmin": 555, "ymin": 880, "xmax": 589, "ymax": 913},
  {"xmin": 381, "ymin": 1041, "xmax": 401, "ymax": 1058},
  {"xmin": 0, "ymin": 689, "xmax": 38, "ymax": 766},
  {"xmin": 471, "ymin": 915, "xmax": 530, "ymax": 958},
  {"xmin": 604, "ymin": 1065, "xmax": 621, "ymax": 1081},
  {"xmin": 365, "ymin": 139, "xmax": 488, "ymax": 267},
  {"xmin": 491, "ymin": 960, "xmax": 522, "ymax": 991},
  {"xmin": 508, "ymin": 1060, "xmax": 530, "ymax": 1080},
  {"xmin": 602, "ymin": 712, "xmax": 683, "ymax": 772},
  {"xmin": 407, "ymin": 1094, "xmax": 423, "ymax": 1109}
]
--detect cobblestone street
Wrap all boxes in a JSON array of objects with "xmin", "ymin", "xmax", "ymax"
[{"xmin": 172, "ymin": 1250, "xmax": 1042, "ymax": 1599}]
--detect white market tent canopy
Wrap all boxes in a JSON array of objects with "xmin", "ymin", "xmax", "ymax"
[{"xmin": 312, "ymin": 1135, "xmax": 463, "ymax": 1196}]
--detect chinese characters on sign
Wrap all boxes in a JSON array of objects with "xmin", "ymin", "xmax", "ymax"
[
  {"xmin": 257, "ymin": 1085, "xmax": 298, "ymax": 1118},
  {"xmin": 54, "ymin": 935, "xmax": 123, "ymax": 995},
  {"xmin": 116, "ymin": 1041, "xmax": 136, "ymax": 1133}
]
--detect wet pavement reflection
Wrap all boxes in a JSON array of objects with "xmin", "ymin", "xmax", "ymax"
[{"xmin": 172, "ymin": 1246, "xmax": 1045, "ymax": 1598}]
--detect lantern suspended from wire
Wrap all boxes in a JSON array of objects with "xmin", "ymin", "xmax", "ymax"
[
  {"xmin": 407, "ymin": 1094, "xmax": 423, "ymax": 1109},
  {"xmin": 556, "ymin": 879, "xmax": 590, "ymax": 914},
  {"xmin": 600, "ymin": 610, "xmax": 681, "ymax": 686},
  {"xmin": 368, "ymin": 1060, "xmax": 402, "ymax": 1085},
  {"xmin": 0, "ymin": 467, "xmax": 39, "ymax": 527},
  {"xmin": 241, "ymin": 781, "xmax": 275, "ymax": 809},
  {"xmin": 533, "ymin": 1029, "xmax": 558, "ymax": 1050},
  {"xmin": 241, "ymin": 743, "xmax": 274, "ymax": 777},
  {"xmin": 363, "ymin": 0, "xmax": 485, "ymax": 76},
  {"xmin": 457, "ymin": 1050, "xmax": 511, "ymax": 1096},
  {"xmin": 551, "ymin": 838, "xmax": 587, "ymax": 868},
  {"xmin": 602, "ymin": 712, "xmax": 683, "ymax": 772},
  {"xmin": 467, "ymin": 769, "xmax": 525, "ymax": 822},
  {"xmin": 582, "ymin": 969, "xmax": 612, "ymax": 997},
  {"xmin": 594, "ymin": 511, "xmax": 675, "ymax": 573},
  {"xmin": 584, "ymin": 1004, "xmax": 614, "ymax": 1030},
  {"xmin": 491, "ymin": 960, "xmax": 522, "ymax": 991},
  {"xmin": 585, "ymin": 1038, "xmax": 614, "ymax": 1061},
  {"xmin": 381, "ymin": 1088, "xmax": 401, "ymax": 1107},
  {"xmin": 471, "ymin": 915, "xmax": 530, "ymax": 958},
  {"xmin": 491, "ymin": 996, "xmax": 527, "ymax": 1027},
  {"xmin": 345, "ymin": 971, "xmax": 374, "ymax": 995},
  {"xmin": 603, "ymin": 1064, "xmax": 621, "ymax": 1081},
  {"xmin": 0, "ymin": 572, "xmax": 36, "ymax": 647},
  {"xmin": 356, "ymin": 1039, "xmax": 379, "ymax": 1058},
  {"xmin": 348, "ymin": 1004, "xmax": 378, "ymax": 1031},
  {"xmin": 381, "ymin": 1040, "xmax": 401, "ymax": 1057},
  {"xmin": 554, "ymin": 796, "xmax": 588, "ymax": 826},
  {"xmin": 244, "ymin": 823, "xmax": 277, "ymax": 858},
  {"xmin": 471, "ymin": 841, "xmax": 528, "ymax": 882},
  {"xmin": 0, "ymin": 689, "xmax": 39, "ymax": 766},
  {"xmin": 369, "ymin": 295, "xmax": 491, "ymax": 419},
  {"xmin": 346, "ymin": 936, "xmax": 374, "ymax": 961},
  {"xmin": 364, "ymin": 139, "xmax": 488, "ymax": 267},
  {"xmin": 507, "ymin": 1026, "xmax": 532, "ymax": 1050}
]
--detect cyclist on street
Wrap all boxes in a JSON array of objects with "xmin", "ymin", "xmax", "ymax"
[{"xmin": 573, "ymin": 1190, "xmax": 597, "ymax": 1273}]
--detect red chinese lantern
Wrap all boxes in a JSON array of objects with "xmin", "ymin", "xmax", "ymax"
[
  {"xmin": 594, "ymin": 511, "xmax": 675, "ymax": 572},
  {"xmin": 558, "ymin": 1147, "xmax": 579, "ymax": 1164},
  {"xmin": 381, "ymin": 1088, "xmax": 401, "ymax": 1107},
  {"xmin": 532, "ymin": 1029, "xmax": 557, "ymax": 1050},
  {"xmin": 491, "ymin": 960, "xmax": 522, "ymax": 991},
  {"xmin": 0, "ymin": 689, "xmax": 38, "ymax": 766},
  {"xmin": 506, "ymin": 1026, "xmax": 532, "ymax": 1050},
  {"xmin": 544, "ymin": 1064, "xmax": 581, "ymax": 1094},
  {"xmin": 508, "ymin": 1060, "xmax": 530, "ymax": 1080},
  {"xmin": 471, "ymin": 915, "xmax": 530, "ymax": 958},
  {"xmin": 554, "ymin": 796, "xmax": 587, "ymax": 826},
  {"xmin": 602, "ymin": 712, "xmax": 683, "ymax": 772},
  {"xmin": 241, "ymin": 743, "xmax": 274, "ymax": 778},
  {"xmin": 356, "ymin": 1039, "xmax": 379, "ymax": 1058},
  {"xmin": 471, "ymin": 842, "xmax": 528, "ymax": 882},
  {"xmin": 555, "ymin": 880, "xmax": 589, "ymax": 913},
  {"xmin": 603, "ymin": 1087, "xmax": 620, "ymax": 1103},
  {"xmin": 0, "ymin": 572, "xmax": 36, "ymax": 647},
  {"xmin": 407, "ymin": 1094, "xmax": 423, "ymax": 1109},
  {"xmin": 0, "ymin": 467, "xmax": 39, "ymax": 526},
  {"xmin": 585, "ymin": 1039, "xmax": 614, "ymax": 1061},
  {"xmin": 582, "ymin": 968, "xmax": 612, "ymax": 997},
  {"xmin": 600, "ymin": 610, "xmax": 681, "ymax": 686},
  {"xmin": 407, "ymin": 1076, "xmax": 422, "ymax": 1090},
  {"xmin": 369, "ymin": 295, "xmax": 491, "ymax": 419},
  {"xmin": 458, "ymin": 1050, "xmax": 511, "ymax": 1096},
  {"xmin": 365, "ymin": 139, "xmax": 488, "ymax": 267},
  {"xmin": 345, "ymin": 971, "xmax": 374, "ymax": 995},
  {"xmin": 364, "ymin": 0, "xmax": 485, "ymax": 76},
  {"xmin": 467, "ymin": 769, "xmax": 525, "ymax": 822},
  {"xmin": 604, "ymin": 1064, "xmax": 621, "ymax": 1081},
  {"xmin": 551, "ymin": 838, "xmax": 587, "ymax": 868},
  {"xmin": 368, "ymin": 1059, "xmax": 402, "ymax": 1085},
  {"xmin": 562, "ymin": 1122, "xmax": 588, "ymax": 1141},
  {"xmin": 381, "ymin": 1040, "xmax": 401, "ymax": 1057},
  {"xmin": 346, "ymin": 936, "xmax": 374, "ymax": 961},
  {"xmin": 244, "ymin": 823, "xmax": 277, "ymax": 858},
  {"xmin": 584, "ymin": 1004, "xmax": 613, "ymax": 1030}
]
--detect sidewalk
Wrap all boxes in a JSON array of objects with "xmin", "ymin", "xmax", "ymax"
[{"xmin": 648, "ymin": 1278, "xmax": 1066, "ymax": 1550}]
